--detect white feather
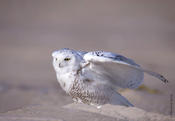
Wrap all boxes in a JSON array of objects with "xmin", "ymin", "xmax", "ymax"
[
  {"xmin": 82, "ymin": 51, "xmax": 168, "ymax": 89},
  {"xmin": 83, "ymin": 51, "xmax": 144, "ymax": 89}
]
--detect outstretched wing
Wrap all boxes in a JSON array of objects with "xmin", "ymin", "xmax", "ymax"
[{"xmin": 82, "ymin": 51, "xmax": 168, "ymax": 89}]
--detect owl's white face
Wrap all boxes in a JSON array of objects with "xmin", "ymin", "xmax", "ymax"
[
  {"xmin": 52, "ymin": 50, "xmax": 82, "ymax": 75},
  {"xmin": 52, "ymin": 49, "xmax": 83, "ymax": 92}
]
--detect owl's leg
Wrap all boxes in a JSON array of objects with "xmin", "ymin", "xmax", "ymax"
[
  {"xmin": 90, "ymin": 103, "xmax": 101, "ymax": 109},
  {"xmin": 96, "ymin": 105, "xmax": 102, "ymax": 113},
  {"xmin": 97, "ymin": 105, "xmax": 102, "ymax": 109},
  {"xmin": 72, "ymin": 98, "xmax": 78, "ymax": 104}
]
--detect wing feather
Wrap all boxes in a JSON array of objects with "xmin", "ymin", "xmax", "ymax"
[{"xmin": 82, "ymin": 51, "xmax": 168, "ymax": 89}]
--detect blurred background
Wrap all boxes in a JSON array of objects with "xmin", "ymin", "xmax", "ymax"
[{"xmin": 0, "ymin": 0, "xmax": 174, "ymax": 116}]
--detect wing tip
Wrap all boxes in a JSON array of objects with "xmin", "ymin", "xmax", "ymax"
[
  {"xmin": 160, "ymin": 75, "xmax": 169, "ymax": 83},
  {"xmin": 143, "ymin": 70, "xmax": 169, "ymax": 84}
]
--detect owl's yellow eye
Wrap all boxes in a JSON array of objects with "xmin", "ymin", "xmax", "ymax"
[{"xmin": 64, "ymin": 58, "xmax": 71, "ymax": 61}]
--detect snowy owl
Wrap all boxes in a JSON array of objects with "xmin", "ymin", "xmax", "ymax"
[{"xmin": 52, "ymin": 48, "xmax": 168, "ymax": 107}]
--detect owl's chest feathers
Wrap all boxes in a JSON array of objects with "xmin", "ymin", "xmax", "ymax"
[{"xmin": 69, "ymin": 76, "xmax": 111, "ymax": 105}]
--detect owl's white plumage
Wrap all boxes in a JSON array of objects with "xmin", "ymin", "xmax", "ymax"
[{"xmin": 52, "ymin": 48, "xmax": 168, "ymax": 107}]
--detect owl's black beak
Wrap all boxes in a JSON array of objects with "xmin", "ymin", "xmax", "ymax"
[{"xmin": 59, "ymin": 63, "xmax": 63, "ymax": 68}]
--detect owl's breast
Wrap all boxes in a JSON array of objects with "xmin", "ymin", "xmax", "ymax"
[{"xmin": 69, "ymin": 77, "xmax": 111, "ymax": 105}]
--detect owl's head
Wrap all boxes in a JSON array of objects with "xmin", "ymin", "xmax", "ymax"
[{"xmin": 52, "ymin": 48, "xmax": 82, "ymax": 74}]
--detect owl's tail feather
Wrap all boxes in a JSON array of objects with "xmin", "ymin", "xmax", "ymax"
[{"xmin": 109, "ymin": 91, "xmax": 134, "ymax": 107}]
